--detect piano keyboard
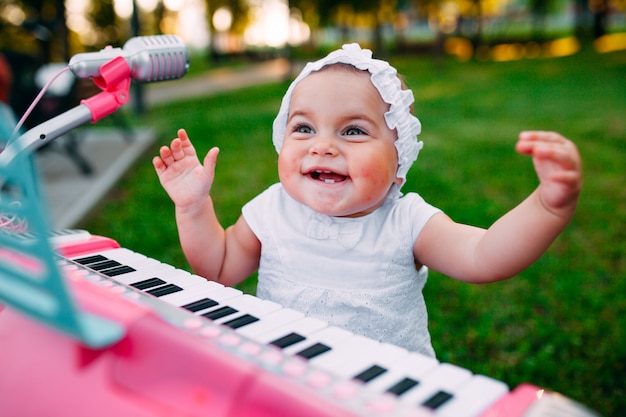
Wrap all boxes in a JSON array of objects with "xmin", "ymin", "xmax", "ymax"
[{"xmin": 49, "ymin": 239, "xmax": 600, "ymax": 417}]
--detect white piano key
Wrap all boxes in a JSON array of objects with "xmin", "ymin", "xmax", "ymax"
[
  {"xmin": 284, "ymin": 326, "xmax": 355, "ymax": 358},
  {"xmin": 73, "ymin": 248, "xmax": 161, "ymax": 270},
  {"xmin": 220, "ymin": 294, "xmax": 282, "ymax": 316},
  {"xmin": 73, "ymin": 250, "xmax": 210, "ymax": 302},
  {"xmin": 399, "ymin": 363, "xmax": 473, "ymax": 406},
  {"xmin": 301, "ymin": 341, "xmax": 414, "ymax": 394},
  {"xmin": 160, "ymin": 272, "xmax": 206, "ymax": 286},
  {"xmin": 252, "ymin": 316, "xmax": 329, "ymax": 345},
  {"xmin": 126, "ymin": 268, "xmax": 190, "ymax": 287},
  {"xmin": 367, "ymin": 350, "xmax": 440, "ymax": 395},
  {"xmin": 105, "ymin": 264, "xmax": 178, "ymax": 285},
  {"xmin": 207, "ymin": 294, "xmax": 282, "ymax": 327},
  {"xmin": 71, "ymin": 249, "xmax": 170, "ymax": 282},
  {"xmin": 141, "ymin": 271, "xmax": 209, "ymax": 298},
  {"xmin": 237, "ymin": 308, "xmax": 305, "ymax": 339},
  {"xmin": 436, "ymin": 375, "xmax": 509, "ymax": 417},
  {"xmin": 343, "ymin": 343, "xmax": 411, "ymax": 384},
  {"xmin": 310, "ymin": 335, "xmax": 380, "ymax": 374},
  {"xmin": 159, "ymin": 280, "xmax": 242, "ymax": 307}
]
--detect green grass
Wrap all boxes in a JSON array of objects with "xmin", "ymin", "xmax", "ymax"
[{"xmin": 84, "ymin": 48, "xmax": 626, "ymax": 417}]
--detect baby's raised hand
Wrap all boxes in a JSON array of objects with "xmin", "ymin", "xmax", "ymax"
[
  {"xmin": 515, "ymin": 131, "xmax": 582, "ymax": 215},
  {"xmin": 152, "ymin": 129, "xmax": 219, "ymax": 212}
]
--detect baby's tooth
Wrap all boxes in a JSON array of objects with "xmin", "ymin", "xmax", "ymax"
[{"xmin": 324, "ymin": 179, "xmax": 335, "ymax": 184}]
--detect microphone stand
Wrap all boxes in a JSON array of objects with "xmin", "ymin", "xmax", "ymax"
[
  {"xmin": 0, "ymin": 55, "xmax": 132, "ymax": 169},
  {"xmin": 0, "ymin": 55, "xmax": 135, "ymax": 349}
]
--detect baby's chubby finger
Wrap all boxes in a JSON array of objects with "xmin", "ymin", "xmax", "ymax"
[
  {"xmin": 177, "ymin": 128, "xmax": 190, "ymax": 142},
  {"xmin": 519, "ymin": 130, "xmax": 565, "ymax": 141},
  {"xmin": 515, "ymin": 131, "xmax": 578, "ymax": 161},
  {"xmin": 152, "ymin": 155, "xmax": 166, "ymax": 173},
  {"xmin": 202, "ymin": 147, "xmax": 220, "ymax": 176},
  {"xmin": 170, "ymin": 137, "xmax": 186, "ymax": 160},
  {"xmin": 515, "ymin": 131, "xmax": 536, "ymax": 156},
  {"xmin": 204, "ymin": 146, "xmax": 220, "ymax": 165},
  {"xmin": 516, "ymin": 131, "xmax": 559, "ymax": 153},
  {"xmin": 172, "ymin": 128, "xmax": 197, "ymax": 159},
  {"xmin": 156, "ymin": 144, "xmax": 175, "ymax": 166}
]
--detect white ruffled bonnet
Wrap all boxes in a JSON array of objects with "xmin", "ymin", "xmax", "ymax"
[{"xmin": 272, "ymin": 43, "xmax": 423, "ymax": 198}]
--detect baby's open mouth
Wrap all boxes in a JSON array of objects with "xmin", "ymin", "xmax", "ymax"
[{"xmin": 309, "ymin": 170, "xmax": 347, "ymax": 184}]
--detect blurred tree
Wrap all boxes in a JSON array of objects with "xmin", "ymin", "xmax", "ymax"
[
  {"xmin": 469, "ymin": 0, "xmax": 483, "ymax": 47},
  {"xmin": 0, "ymin": 0, "xmax": 68, "ymax": 120},
  {"xmin": 290, "ymin": 0, "xmax": 397, "ymax": 53},
  {"xmin": 589, "ymin": 0, "xmax": 608, "ymax": 38},
  {"xmin": 530, "ymin": 0, "xmax": 549, "ymax": 41},
  {"xmin": 346, "ymin": 0, "xmax": 390, "ymax": 53},
  {"xmin": 205, "ymin": 0, "xmax": 249, "ymax": 61},
  {"xmin": 575, "ymin": 0, "xmax": 609, "ymax": 43},
  {"xmin": 1, "ymin": 0, "xmax": 67, "ymax": 61},
  {"xmin": 85, "ymin": 0, "xmax": 123, "ymax": 49}
]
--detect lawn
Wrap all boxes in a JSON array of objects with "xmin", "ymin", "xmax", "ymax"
[{"xmin": 84, "ymin": 46, "xmax": 625, "ymax": 417}]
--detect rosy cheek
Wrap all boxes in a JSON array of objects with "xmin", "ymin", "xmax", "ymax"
[
  {"xmin": 364, "ymin": 157, "xmax": 393, "ymax": 180},
  {"xmin": 356, "ymin": 155, "xmax": 397, "ymax": 191},
  {"xmin": 278, "ymin": 153, "xmax": 299, "ymax": 182},
  {"xmin": 357, "ymin": 166, "xmax": 391, "ymax": 194}
]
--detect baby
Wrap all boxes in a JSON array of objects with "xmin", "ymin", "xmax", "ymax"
[{"xmin": 153, "ymin": 44, "xmax": 582, "ymax": 357}]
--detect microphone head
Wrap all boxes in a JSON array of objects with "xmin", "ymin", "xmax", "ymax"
[{"xmin": 123, "ymin": 35, "xmax": 190, "ymax": 83}]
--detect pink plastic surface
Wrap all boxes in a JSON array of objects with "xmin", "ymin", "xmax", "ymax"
[
  {"xmin": 0, "ymin": 231, "xmax": 547, "ymax": 417},
  {"xmin": 479, "ymin": 383, "xmax": 542, "ymax": 417},
  {"xmin": 0, "ymin": 255, "xmax": 359, "ymax": 417},
  {"xmin": 56, "ymin": 235, "xmax": 121, "ymax": 257}
]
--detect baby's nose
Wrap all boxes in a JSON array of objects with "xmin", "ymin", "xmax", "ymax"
[{"xmin": 309, "ymin": 135, "xmax": 339, "ymax": 156}]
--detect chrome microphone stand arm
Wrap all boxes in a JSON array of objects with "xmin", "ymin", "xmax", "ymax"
[{"xmin": 0, "ymin": 56, "xmax": 132, "ymax": 170}]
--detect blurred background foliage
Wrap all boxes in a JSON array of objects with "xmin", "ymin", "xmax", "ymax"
[
  {"xmin": 2, "ymin": 0, "xmax": 626, "ymax": 127},
  {"xmin": 1, "ymin": 0, "xmax": 625, "ymax": 61},
  {"xmin": 1, "ymin": 1, "xmax": 625, "ymax": 417}
]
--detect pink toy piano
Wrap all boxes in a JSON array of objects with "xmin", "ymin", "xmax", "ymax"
[
  {"xmin": 0, "ymin": 230, "xmax": 603, "ymax": 417},
  {"xmin": 0, "ymin": 35, "xmax": 602, "ymax": 417}
]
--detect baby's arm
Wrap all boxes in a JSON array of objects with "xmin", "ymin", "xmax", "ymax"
[
  {"xmin": 153, "ymin": 129, "xmax": 260, "ymax": 286},
  {"xmin": 415, "ymin": 131, "xmax": 582, "ymax": 283}
]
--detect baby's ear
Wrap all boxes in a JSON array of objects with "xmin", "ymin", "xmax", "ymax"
[{"xmin": 394, "ymin": 177, "xmax": 403, "ymax": 185}]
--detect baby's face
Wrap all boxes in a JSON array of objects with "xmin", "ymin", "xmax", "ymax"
[{"xmin": 278, "ymin": 68, "xmax": 401, "ymax": 218}]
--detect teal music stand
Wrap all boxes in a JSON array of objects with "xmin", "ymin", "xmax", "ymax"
[
  {"xmin": 0, "ymin": 59, "xmax": 138, "ymax": 348},
  {"xmin": 0, "ymin": 147, "xmax": 124, "ymax": 348}
]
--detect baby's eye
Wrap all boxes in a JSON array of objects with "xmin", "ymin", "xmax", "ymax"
[
  {"xmin": 344, "ymin": 126, "xmax": 367, "ymax": 136},
  {"xmin": 294, "ymin": 124, "xmax": 314, "ymax": 134}
]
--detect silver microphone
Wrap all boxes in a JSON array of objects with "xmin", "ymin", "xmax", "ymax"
[{"xmin": 68, "ymin": 35, "xmax": 190, "ymax": 83}]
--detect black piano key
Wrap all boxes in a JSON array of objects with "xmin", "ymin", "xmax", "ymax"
[
  {"xmin": 223, "ymin": 314, "xmax": 259, "ymax": 329},
  {"xmin": 296, "ymin": 342, "xmax": 331, "ymax": 360},
  {"xmin": 386, "ymin": 377, "xmax": 419, "ymax": 396},
  {"xmin": 72, "ymin": 254, "xmax": 136, "ymax": 276},
  {"xmin": 421, "ymin": 390, "xmax": 454, "ymax": 410},
  {"xmin": 202, "ymin": 306, "xmax": 238, "ymax": 320},
  {"xmin": 102, "ymin": 265, "xmax": 136, "ymax": 276},
  {"xmin": 353, "ymin": 365, "xmax": 387, "ymax": 383},
  {"xmin": 181, "ymin": 298, "xmax": 219, "ymax": 313},
  {"xmin": 131, "ymin": 277, "xmax": 167, "ymax": 290},
  {"xmin": 270, "ymin": 332, "xmax": 306, "ymax": 349},
  {"xmin": 73, "ymin": 254, "xmax": 108, "ymax": 265},
  {"xmin": 146, "ymin": 284, "xmax": 183, "ymax": 297},
  {"xmin": 88, "ymin": 260, "xmax": 122, "ymax": 271}
]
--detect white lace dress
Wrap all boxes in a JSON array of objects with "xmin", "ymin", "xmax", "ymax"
[{"xmin": 242, "ymin": 183, "xmax": 441, "ymax": 357}]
